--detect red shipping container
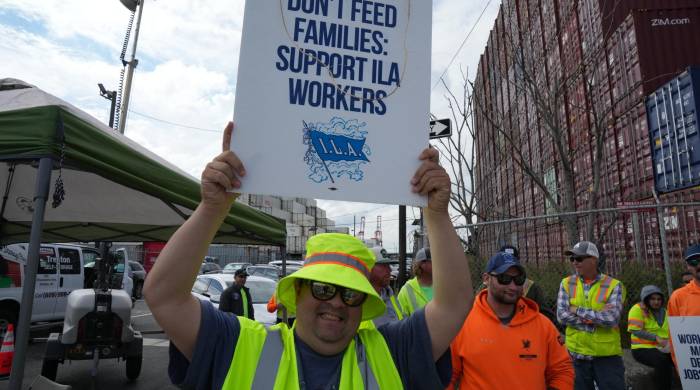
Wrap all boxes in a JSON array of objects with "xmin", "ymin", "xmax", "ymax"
[
  {"xmin": 631, "ymin": 7, "xmax": 700, "ymax": 95},
  {"xmin": 598, "ymin": 0, "xmax": 699, "ymax": 39}
]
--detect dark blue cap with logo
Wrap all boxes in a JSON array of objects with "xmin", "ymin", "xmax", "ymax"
[
  {"xmin": 684, "ymin": 244, "xmax": 700, "ymax": 262},
  {"xmin": 485, "ymin": 252, "xmax": 526, "ymax": 275}
]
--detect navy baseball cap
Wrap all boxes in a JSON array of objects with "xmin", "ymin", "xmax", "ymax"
[
  {"xmin": 684, "ymin": 244, "xmax": 700, "ymax": 262},
  {"xmin": 234, "ymin": 268, "xmax": 249, "ymax": 277},
  {"xmin": 485, "ymin": 252, "xmax": 525, "ymax": 275}
]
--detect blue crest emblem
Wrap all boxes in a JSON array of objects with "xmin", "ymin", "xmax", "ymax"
[{"xmin": 303, "ymin": 118, "xmax": 371, "ymax": 187}]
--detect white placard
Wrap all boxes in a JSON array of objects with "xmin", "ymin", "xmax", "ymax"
[
  {"xmin": 232, "ymin": 0, "xmax": 432, "ymax": 206},
  {"xmin": 669, "ymin": 316, "xmax": 700, "ymax": 388}
]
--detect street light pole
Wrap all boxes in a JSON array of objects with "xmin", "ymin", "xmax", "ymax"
[{"xmin": 117, "ymin": 0, "xmax": 145, "ymax": 134}]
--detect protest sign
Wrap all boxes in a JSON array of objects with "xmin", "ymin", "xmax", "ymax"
[
  {"xmin": 669, "ymin": 316, "xmax": 700, "ymax": 388},
  {"xmin": 232, "ymin": 0, "xmax": 432, "ymax": 206}
]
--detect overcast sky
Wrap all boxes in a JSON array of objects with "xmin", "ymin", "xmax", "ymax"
[{"xmin": 0, "ymin": 0, "xmax": 500, "ymax": 252}]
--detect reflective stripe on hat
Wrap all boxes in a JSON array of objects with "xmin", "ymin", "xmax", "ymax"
[{"xmin": 304, "ymin": 252, "xmax": 370, "ymax": 278}]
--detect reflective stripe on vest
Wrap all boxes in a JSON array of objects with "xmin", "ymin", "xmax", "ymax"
[
  {"xmin": 562, "ymin": 275, "xmax": 625, "ymax": 357},
  {"xmin": 400, "ymin": 278, "xmax": 427, "ymax": 316},
  {"xmin": 567, "ymin": 276, "xmax": 578, "ymax": 299},
  {"xmin": 406, "ymin": 285, "xmax": 419, "ymax": 314},
  {"xmin": 242, "ymin": 288, "xmax": 249, "ymax": 319},
  {"xmin": 224, "ymin": 318, "xmax": 403, "ymax": 389},
  {"xmin": 390, "ymin": 295, "xmax": 403, "ymax": 321},
  {"xmin": 304, "ymin": 252, "xmax": 370, "ymax": 278}
]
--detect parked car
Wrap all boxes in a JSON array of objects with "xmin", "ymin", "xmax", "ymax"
[
  {"xmin": 191, "ymin": 274, "xmax": 276, "ymax": 326},
  {"xmin": 199, "ymin": 262, "xmax": 222, "ymax": 275},
  {"xmin": 268, "ymin": 260, "xmax": 303, "ymax": 276},
  {"xmin": 203, "ymin": 255, "xmax": 219, "ymax": 263},
  {"xmin": 221, "ymin": 262, "xmax": 252, "ymax": 274},
  {"xmin": 128, "ymin": 261, "xmax": 147, "ymax": 299},
  {"xmin": 268, "ymin": 260, "xmax": 304, "ymax": 268},
  {"xmin": 0, "ymin": 243, "xmax": 133, "ymax": 332},
  {"xmin": 245, "ymin": 265, "xmax": 281, "ymax": 281}
]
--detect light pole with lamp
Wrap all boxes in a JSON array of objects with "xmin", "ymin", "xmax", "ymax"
[{"xmin": 117, "ymin": 0, "xmax": 145, "ymax": 134}]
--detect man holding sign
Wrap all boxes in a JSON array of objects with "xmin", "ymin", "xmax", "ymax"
[
  {"xmin": 668, "ymin": 244, "xmax": 700, "ymax": 387},
  {"xmin": 143, "ymin": 123, "xmax": 474, "ymax": 389}
]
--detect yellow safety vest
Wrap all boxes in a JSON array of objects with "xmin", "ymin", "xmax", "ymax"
[
  {"xmin": 523, "ymin": 279, "xmax": 534, "ymax": 297},
  {"xmin": 562, "ymin": 274, "xmax": 625, "ymax": 357},
  {"xmin": 627, "ymin": 303, "xmax": 669, "ymax": 350},
  {"xmin": 397, "ymin": 278, "xmax": 429, "ymax": 316},
  {"xmin": 223, "ymin": 317, "xmax": 403, "ymax": 389},
  {"xmin": 389, "ymin": 295, "xmax": 404, "ymax": 321}
]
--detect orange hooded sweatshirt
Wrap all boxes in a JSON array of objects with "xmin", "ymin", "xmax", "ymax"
[
  {"xmin": 448, "ymin": 290, "xmax": 574, "ymax": 390},
  {"xmin": 668, "ymin": 279, "xmax": 700, "ymax": 366}
]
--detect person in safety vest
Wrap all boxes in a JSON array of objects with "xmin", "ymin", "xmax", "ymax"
[
  {"xmin": 668, "ymin": 244, "xmax": 700, "ymax": 369},
  {"xmin": 448, "ymin": 252, "xmax": 574, "ymax": 390},
  {"xmin": 627, "ymin": 285, "xmax": 674, "ymax": 389},
  {"xmin": 219, "ymin": 268, "xmax": 254, "ymax": 319},
  {"xmin": 143, "ymin": 122, "xmax": 474, "ymax": 389},
  {"xmin": 367, "ymin": 247, "xmax": 403, "ymax": 326},
  {"xmin": 397, "ymin": 247, "xmax": 432, "ymax": 316},
  {"xmin": 556, "ymin": 240, "xmax": 626, "ymax": 390}
]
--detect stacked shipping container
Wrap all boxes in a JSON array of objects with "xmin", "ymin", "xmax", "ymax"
[{"xmin": 474, "ymin": 0, "xmax": 700, "ymax": 267}]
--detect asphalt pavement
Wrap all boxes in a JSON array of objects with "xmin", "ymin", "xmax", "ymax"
[{"xmin": 0, "ymin": 300, "xmax": 179, "ymax": 390}]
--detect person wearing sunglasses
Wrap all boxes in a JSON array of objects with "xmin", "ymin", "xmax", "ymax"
[
  {"xmin": 668, "ymin": 244, "xmax": 700, "ymax": 368},
  {"xmin": 447, "ymin": 252, "xmax": 573, "ymax": 390},
  {"xmin": 499, "ymin": 244, "xmax": 559, "ymax": 328},
  {"xmin": 218, "ymin": 268, "xmax": 255, "ymax": 320},
  {"xmin": 556, "ymin": 241, "xmax": 626, "ymax": 390},
  {"xmin": 144, "ymin": 123, "xmax": 473, "ymax": 389}
]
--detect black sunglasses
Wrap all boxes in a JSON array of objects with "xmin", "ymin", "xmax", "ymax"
[
  {"xmin": 569, "ymin": 257, "xmax": 589, "ymax": 263},
  {"xmin": 489, "ymin": 273, "xmax": 527, "ymax": 286},
  {"xmin": 687, "ymin": 257, "xmax": 700, "ymax": 267},
  {"xmin": 305, "ymin": 280, "xmax": 367, "ymax": 307}
]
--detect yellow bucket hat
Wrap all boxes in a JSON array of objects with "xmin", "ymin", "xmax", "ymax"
[{"xmin": 276, "ymin": 233, "xmax": 385, "ymax": 321}]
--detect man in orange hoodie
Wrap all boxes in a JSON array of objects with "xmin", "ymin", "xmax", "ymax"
[
  {"xmin": 448, "ymin": 252, "xmax": 574, "ymax": 389},
  {"xmin": 668, "ymin": 243, "xmax": 700, "ymax": 368}
]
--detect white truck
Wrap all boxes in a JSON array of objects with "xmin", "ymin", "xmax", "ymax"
[{"xmin": 0, "ymin": 243, "xmax": 133, "ymax": 330}]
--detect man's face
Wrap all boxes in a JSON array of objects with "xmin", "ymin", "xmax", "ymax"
[
  {"xmin": 419, "ymin": 259, "xmax": 432, "ymax": 277},
  {"xmin": 369, "ymin": 264, "xmax": 391, "ymax": 288},
  {"xmin": 234, "ymin": 274, "xmax": 247, "ymax": 287},
  {"xmin": 295, "ymin": 281, "xmax": 362, "ymax": 352},
  {"xmin": 571, "ymin": 256, "xmax": 597, "ymax": 276},
  {"xmin": 486, "ymin": 267, "xmax": 523, "ymax": 304},
  {"xmin": 687, "ymin": 257, "xmax": 700, "ymax": 282}
]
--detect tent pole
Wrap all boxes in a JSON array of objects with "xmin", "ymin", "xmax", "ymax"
[{"xmin": 9, "ymin": 157, "xmax": 53, "ymax": 390}]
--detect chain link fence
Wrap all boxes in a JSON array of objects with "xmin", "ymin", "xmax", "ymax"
[
  {"xmin": 112, "ymin": 244, "xmax": 285, "ymax": 268},
  {"xmin": 464, "ymin": 203, "xmax": 699, "ymax": 347}
]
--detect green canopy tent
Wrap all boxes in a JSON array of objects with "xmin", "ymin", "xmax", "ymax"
[{"xmin": 0, "ymin": 78, "xmax": 286, "ymax": 388}]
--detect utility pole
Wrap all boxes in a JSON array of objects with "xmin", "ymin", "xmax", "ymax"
[
  {"xmin": 118, "ymin": 0, "xmax": 145, "ymax": 134},
  {"xmin": 398, "ymin": 205, "xmax": 407, "ymax": 287}
]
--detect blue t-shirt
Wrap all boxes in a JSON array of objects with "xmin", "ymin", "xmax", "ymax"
[{"xmin": 169, "ymin": 300, "xmax": 451, "ymax": 389}]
